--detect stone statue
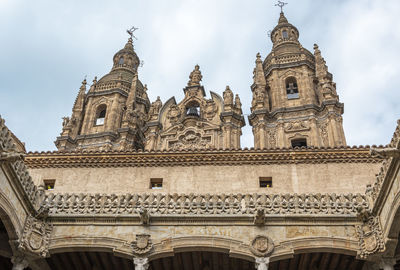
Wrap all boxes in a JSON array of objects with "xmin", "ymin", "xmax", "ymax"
[
  {"xmin": 188, "ymin": 65, "xmax": 202, "ymax": 86},
  {"xmin": 223, "ymin": 86, "xmax": 233, "ymax": 106},
  {"xmin": 149, "ymin": 96, "xmax": 162, "ymax": 120},
  {"xmin": 234, "ymin": 94, "xmax": 242, "ymax": 110}
]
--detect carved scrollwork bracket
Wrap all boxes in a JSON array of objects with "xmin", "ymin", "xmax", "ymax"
[
  {"xmin": 370, "ymin": 147, "xmax": 400, "ymax": 159},
  {"xmin": 18, "ymin": 215, "xmax": 53, "ymax": 258},
  {"xmin": 356, "ymin": 210, "xmax": 385, "ymax": 259}
]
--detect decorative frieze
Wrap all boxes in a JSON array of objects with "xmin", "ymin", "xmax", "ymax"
[
  {"xmin": 42, "ymin": 192, "xmax": 368, "ymax": 217},
  {"xmin": 24, "ymin": 147, "xmax": 381, "ymax": 168}
]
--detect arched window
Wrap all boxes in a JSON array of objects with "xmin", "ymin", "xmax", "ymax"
[
  {"xmin": 185, "ymin": 101, "xmax": 200, "ymax": 117},
  {"xmin": 282, "ymin": 30, "xmax": 288, "ymax": 39},
  {"xmin": 291, "ymin": 138, "xmax": 307, "ymax": 148},
  {"xmin": 286, "ymin": 77, "xmax": 299, "ymax": 99},
  {"xmin": 118, "ymin": 56, "xmax": 124, "ymax": 65},
  {"xmin": 95, "ymin": 105, "xmax": 107, "ymax": 126}
]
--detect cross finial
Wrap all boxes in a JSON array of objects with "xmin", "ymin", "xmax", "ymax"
[
  {"xmin": 275, "ymin": 1, "xmax": 288, "ymax": 12},
  {"xmin": 127, "ymin": 26, "xmax": 139, "ymax": 40}
]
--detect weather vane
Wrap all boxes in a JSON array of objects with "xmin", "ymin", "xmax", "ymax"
[
  {"xmin": 127, "ymin": 26, "xmax": 139, "ymax": 40},
  {"xmin": 275, "ymin": 1, "xmax": 288, "ymax": 12}
]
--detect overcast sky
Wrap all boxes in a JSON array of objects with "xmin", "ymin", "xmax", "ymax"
[{"xmin": 0, "ymin": 0, "xmax": 399, "ymax": 152}]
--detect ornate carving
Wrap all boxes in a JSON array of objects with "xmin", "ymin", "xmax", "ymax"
[
  {"xmin": 148, "ymin": 96, "xmax": 162, "ymax": 121},
  {"xmin": 42, "ymin": 192, "xmax": 368, "ymax": 217},
  {"xmin": 284, "ymin": 121, "xmax": 309, "ymax": 133},
  {"xmin": 170, "ymin": 130, "xmax": 211, "ymax": 150},
  {"xmin": 133, "ymin": 257, "xmax": 149, "ymax": 270},
  {"xmin": 167, "ymin": 105, "xmax": 181, "ymax": 123},
  {"xmin": 319, "ymin": 122, "xmax": 329, "ymax": 146},
  {"xmin": 234, "ymin": 94, "xmax": 242, "ymax": 111},
  {"xmin": 356, "ymin": 211, "xmax": 385, "ymax": 259},
  {"xmin": 19, "ymin": 215, "xmax": 52, "ymax": 258},
  {"xmin": 255, "ymin": 257, "xmax": 270, "ymax": 270},
  {"xmin": 250, "ymin": 235, "xmax": 274, "ymax": 257},
  {"xmin": 132, "ymin": 234, "xmax": 153, "ymax": 256},
  {"xmin": 370, "ymin": 147, "xmax": 400, "ymax": 159},
  {"xmin": 204, "ymin": 100, "xmax": 217, "ymax": 120},
  {"xmin": 223, "ymin": 86, "xmax": 233, "ymax": 108},
  {"xmin": 254, "ymin": 208, "xmax": 265, "ymax": 226},
  {"xmin": 267, "ymin": 129, "xmax": 277, "ymax": 148},
  {"xmin": 138, "ymin": 207, "xmax": 150, "ymax": 225},
  {"xmin": 188, "ymin": 65, "xmax": 202, "ymax": 86}
]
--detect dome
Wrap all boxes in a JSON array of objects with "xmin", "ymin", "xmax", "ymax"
[{"xmin": 111, "ymin": 38, "xmax": 140, "ymax": 73}]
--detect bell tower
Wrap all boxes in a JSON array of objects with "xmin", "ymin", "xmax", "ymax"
[
  {"xmin": 249, "ymin": 11, "xmax": 346, "ymax": 149},
  {"xmin": 55, "ymin": 33, "xmax": 150, "ymax": 151}
]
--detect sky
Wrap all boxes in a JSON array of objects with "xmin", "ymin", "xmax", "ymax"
[{"xmin": 0, "ymin": 0, "xmax": 399, "ymax": 152}]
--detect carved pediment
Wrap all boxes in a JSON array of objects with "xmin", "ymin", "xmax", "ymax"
[{"xmin": 167, "ymin": 129, "xmax": 212, "ymax": 150}]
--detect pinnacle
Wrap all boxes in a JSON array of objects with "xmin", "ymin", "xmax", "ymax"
[{"xmin": 278, "ymin": 12, "xmax": 288, "ymax": 24}]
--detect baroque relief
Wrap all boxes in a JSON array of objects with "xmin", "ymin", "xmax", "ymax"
[
  {"xmin": 356, "ymin": 210, "xmax": 385, "ymax": 259},
  {"xmin": 19, "ymin": 215, "xmax": 52, "ymax": 258},
  {"xmin": 132, "ymin": 234, "xmax": 153, "ymax": 256},
  {"xmin": 250, "ymin": 235, "xmax": 274, "ymax": 257}
]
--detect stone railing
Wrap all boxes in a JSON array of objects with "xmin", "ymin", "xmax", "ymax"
[{"xmin": 42, "ymin": 192, "xmax": 368, "ymax": 216}]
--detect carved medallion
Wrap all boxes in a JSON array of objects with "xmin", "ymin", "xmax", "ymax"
[
  {"xmin": 356, "ymin": 215, "xmax": 385, "ymax": 259},
  {"xmin": 250, "ymin": 235, "xmax": 274, "ymax": 257},
  {"xmin": 19, "ymin": 215, "xmax": 52, "ymax": 258},
  {"xmin": 132, "ymin": 234, "xmax": 153, "ymax": 256}
]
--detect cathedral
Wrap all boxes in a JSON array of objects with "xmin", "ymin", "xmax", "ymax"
[{"xmin": 1, "ymin": 9, "xmax": 400, "ymax": 270}]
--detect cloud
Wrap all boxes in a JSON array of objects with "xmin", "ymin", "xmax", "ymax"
[{"xmin": 0, "ymin": 0, "xmax": 399, "ymax": 151}]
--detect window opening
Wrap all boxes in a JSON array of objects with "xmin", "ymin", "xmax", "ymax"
[
  {"xmin": 150, "ymin": 178, "xmax": 163, "ymax": 189},
  {"xmin": 186, "ymin": 102, "xmax": 200, "ymax": 117},
  {"xmin": 282, "ymin": 30, "xmax": 288, "ymax": 39},
  {"xmin": 259, "ymin": 177, "xmax": 272, "ymax": 188},
  {"xmin": 43, "ymin": 179, "xmax": 56, "ymax": 190},
  {"xmin": 96, "ymin": 107, "xmax": 106, "ymax": 126},
  {"xmin": 118, "ymin": 56, "xmax": 124, "ymax": 65},
  {"xmin": 286, "ymin": 78, "xmax": 299, "ymax": 99},
  {"xmin": 291, "ymin": 138, "xmax": 307, "ymax": 148}
]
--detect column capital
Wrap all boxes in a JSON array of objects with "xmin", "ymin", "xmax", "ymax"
[
  {"xmin": 380, "ymin": 257, "xmax": 396, "ymax": 270},
  {"xmin": 133, "ymin": 257, "xmax": 149, "ymax": 270},
  {"xmin": 255, "ymin": 257, "xmax": 270, "ymax": 270},
  {"xmin": 11, "ymin": 253, "xmax": 29, "ymax": 270}
]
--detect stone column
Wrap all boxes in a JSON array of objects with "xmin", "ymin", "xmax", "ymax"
[
  {"xmin": 380, "ymin": 258, "xmax": 396, "ymax": 270},
  {"xmin": 255, "ymin": 257, "xmax": 269, "ymax": 270},
  {"xmin": 11, "ymin": 254, "xmax": 29, "ymax": 270},
  {"xmin": 133, "ymin": 257, "xmax": 149, "ymax": 270}
]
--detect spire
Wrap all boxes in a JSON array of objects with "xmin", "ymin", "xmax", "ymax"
[
  {"xmin": 73, "ymin": 78, "xmax": 87, "ymax": 110},
  {"xmin": 278, "ymin": 12, "xmax": 288, "ymax": 24},
  {"xmin": 314, "ymin": 44, "xmax": 332, "ymax": 81},
  {"xmin": 252, "ymin": 53, "xmax": 266, "ymax": 89},
  {"xmin": 188, "ymin": 65, "xmax": 202, "ymax": 86}
]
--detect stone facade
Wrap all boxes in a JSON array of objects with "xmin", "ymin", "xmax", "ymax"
[
  {"xmin": 249, "ymin": 13, "xmax": 346, "ymax": 149},
  {"xmin": 1, "ymin": 10, "xmax": 400, "ymax": 270}
]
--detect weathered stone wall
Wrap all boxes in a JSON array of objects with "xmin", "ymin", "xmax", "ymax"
[{"xmin": 28, "ymin": 162, "xmax": 380, "ymax": 194}]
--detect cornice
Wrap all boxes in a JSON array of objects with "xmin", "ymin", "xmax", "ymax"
[{"xmin": 25, "ymin": 146, "xmax": 382, "ymax": 168}]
